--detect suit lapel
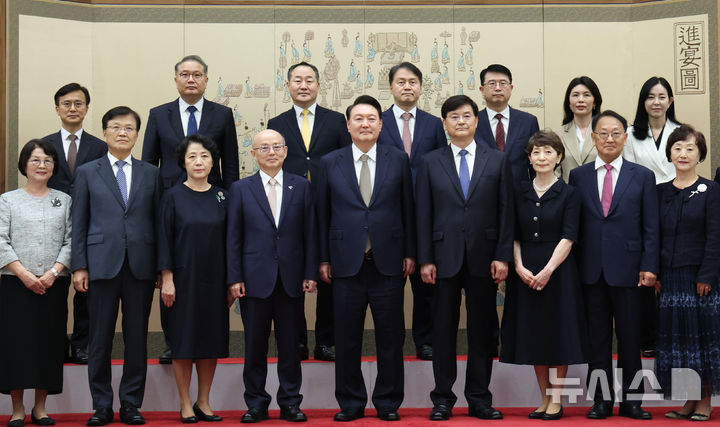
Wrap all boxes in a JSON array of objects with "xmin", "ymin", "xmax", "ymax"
[
  {"xmin": 563, "ymin": 122, "xmax": 582, "ymax": 166},
  {"xmin": 51, "ymin": 132, "xmax": 72, "ymax": 178},
  {"xmin": 477, "ymin": 109, "xmax": 495, "ymax": 148},
  {"xmin": 438, "ymin": 145, "xmax": 465, "ymax": 200},
  {"xmin": 309, "ymin": 107, "xmax": 328, "ymax": 153},
  {"xmin": 505, "ymin": 108, "xmax": 519, "ymax": 151},
  {"xmin": 76, "ymin": 132, "xmax": 99, "ymax": 166},
  {"xmin": 382, "ymin": 108, "xmax": 403, "ymax": 152},
  {"xmin": 198, "ymin": 98, "xmax": 213, "ymax": 135},
  {"xmin": 337, "ymin": 147, "xmax": 364, "ymax": 203},
  {"xmin": 608, "ymin": 162, "xmax": 634, "ymax": 217},
  {"xmin": 410, "ymin": 110, "xmax": 428, "ymax": 163},
  {"xmin": 466, "ymin": 144, "xmax": 489, "ymax": 199},
  {"xmin": 277, "ymin": 173, "xmax": 296, "ymax": 227},
  {"xmin": 578, "ymin": 126, "xmax": 595, "ymax": 163},
  {"xmin": 97, "ymin": 157, "xmax": 126, "ymax": 209},
  {"xmin": 126, "ymin": 158, "xmax": 145, "ymax": 210},
  {"xmin": 249, "ymin": 173, "xmax": 277, "ymax": 227},
  {"xmin": 369, "ymin": 145, "xmax": 389, "ymax": 207},
  {"xmin": 283, "ymin": 108, "xmax": 306, "ymax": 154},
  {"xmin": 168, "ymin": 100, "xmax": 185, "ymax": 141}
]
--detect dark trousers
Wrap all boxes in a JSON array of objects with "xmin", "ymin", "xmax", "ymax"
[
  {"xmin": 583, "ymin": 277, "xmax": 644, "ymax": 405},
  {"xmin": 431, "ymin": 262, "xmax": 498, "ymax": 408},
  {"xmin": 410, "ymin": 270, "xmax": 435, "ymax": 348},
  {"xmin": 639, "ymin": 286, "xmax": 658, "ymax": 351},
  {"xmin": 333, "ymin": 259, "xmax": 405, "ymax": 411},
  {"xmin": 70, "ymin": 291, "xmax": 90, "ymax": 350},
  {"xmin": 87, "ymin": 260, "xmax": 154, "ymax": 409},
  {"xmin": 298, "ymin": 281, "xmax": 334, "ymax": 348},
  {"xmin": 240, "ymin": 282, "xmax": 303, "ymax": 409}
]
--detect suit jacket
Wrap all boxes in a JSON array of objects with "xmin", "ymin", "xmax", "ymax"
[
  {"xmin": 43, "ymin": 130, "xmax": 107, "ymax": 195},
  {"xmin": 624, "ymin": 120, "xmax": 680, "ymax": 184},
  {"xmin": 226, "ymin": 172, "xmax": 318, "ymax": 299},
  {"xmin": 142, "ymin": 98, "xmax": 239, "ymax": 189},
  {"xmin": 316, "ymin": 144, "xmax": 415, "ymax": 278},
  {"xmin": 267, "ymin": 105, "xmax": 351, "ymax": 180},
  {"xmin": 416, "ymin": 143, "xmax": 514, "ymax": 278},
  {"xmin": 377, "ymin": 107, "xmax": 446, "ymax": 184},
  {"xmin": 474, "ymin": 107, "xmax": 539, "ymax": 184},
  {"xmin": 71, "ymin": 156, "xmax": 162, "ymax": 281},
  {"xmin": 556, "ymin": 121, "xmax": 596, "ymax": 183},
  {"xmin": 569, "ymin": 160, "xmax": 659, "ymax": 287}
]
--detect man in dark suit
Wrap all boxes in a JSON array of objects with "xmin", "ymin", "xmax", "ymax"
[
  {"xmin": 226, "ymin": 129, "xmax": 317, "ymax": 423},
  {"xmin": 72, "ymin": 106, "xmax": 162, "ymax": 426},
  {"xmin": 43, "ymin": 82, "xmax": 107, "ymax": 365},
  {"xmin": 416, "ymin": 95, "xmax": 514, "ymax": 421},
  {"xmin": 377, "ymin": 62, "xmax": 446, "ymax": 361},
  {"xmin": 267, "ymin": 61, "xmax": 351, "ymax": 361},
  {"xmin": 568, "ymin": 110, "xmax": 659, "ymax": 420},
  {"xmin": 315, "ymin": 95, "xmax": 415, "ymax": 422},
  {"xmin": 474, "ymin": 64, "xmax": 539, "ymax": 184},
  {"xmin": 142, "ymin": 55, "xmax": 239, "ymax": 362}
]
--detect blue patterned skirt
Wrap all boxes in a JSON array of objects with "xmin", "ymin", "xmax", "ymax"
[{"xmin": 656, "ymin": 265, "xmax": 720, "ymax": 398}]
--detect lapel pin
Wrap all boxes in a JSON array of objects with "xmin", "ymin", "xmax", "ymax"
[
  {"xmin": 216, "ymin": 191, "xmax": 226, "ymax": 202},
  {"xmin": 689, "ymin": 183, "xmax": 707, "ymax": 199},
  {"xmin": 51, "ymin": 197, "xmax": 62, "ymax": 208},
  {"xmin": 288, "ymin": 185, "xmax": 293, "ymax": 190}
]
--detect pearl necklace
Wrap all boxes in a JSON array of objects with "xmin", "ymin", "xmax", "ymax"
[{"xmin": 533, "ymin": 177, "xmax": 557, "ymax": 192}]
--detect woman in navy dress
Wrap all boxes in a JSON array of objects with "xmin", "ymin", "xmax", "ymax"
[
  {"xmin": 655, "ymin": 125, "xmax": 720, "ymax": 421},
  {"xmin": 500, "ymin": 130, "xmax": 586, "ymax": 420},
  {"xmin": 158, "ymin": 134, "xmax": 229, "ymax": 423}
]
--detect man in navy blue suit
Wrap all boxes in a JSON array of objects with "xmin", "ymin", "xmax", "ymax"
[
  {"xmin": 267, "ymin": 61, "xmax": 352, "ymax": 362},
  {"xmin": 72, "ymin": 106, "xmax": 162, "ymax": 426},
  {"xmin": 569, "ymin": 110, "xmax": 659, "ymax": 420},
  {"xmin": 227, "ymin": 129, "xmax": 317, "ymax": 423},
  {"xmin": 315, "ymin": 95, "xmax": 415, "ymax": 422},
  {"xmin": 142, "ymin": 55, "xmax": 239, "ymax": 362},
  {"xmin": 474, "ymin": 64, "xmax": 539, "ymax": 184},
  {"xmin": 43, "ymin": 82, "xmax": 107, "ymax": 365},
  {"xmin": 377, "ymin": 62, "xmax": 446, "ymax": 361}
]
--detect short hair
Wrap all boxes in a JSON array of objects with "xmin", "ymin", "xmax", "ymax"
[
  {"xmin": 346, "ymin": 95, "xmax": 382, "ymax": 119},
  {"xmin": 592, "ymin": 110, "xmax": 627, "ymax": 132},
  {"xmin": 480, "ymin": 64, "xmax": 512, "ymax": 85},
  {"xmin": 561, "ymin": 76, "xmax": 602, "ymax": 125},
  {"xmin": 174, "ymin": 55, "xmax": 208, "ymax": 74},
  {"xmin": 525, "ymin": 130, "xmax": 565, "ymax": 169},
  {"xmin": 176, "ymin": 134, "xmax": 221, "ymax": 171},
  {"xmin": 440, "ymin": 95, "xmax": 478, "ymax": 119},
  {"xmin": 18, "ymin": 139, "xmax": 59, "ymax": 177},
  {"xmin": 54, "ymin": 83, "xmax": 90, "ymax": 106},
  {"xmin": 631, "ymin": 77, "xmax": 679, "ymax": 140},
  {"xmin": 665, "ymin": 124, "xmax": 707, "ymax": 162},
  {"xmin": 102, "ymin": 106, "xmax": 142, "ymax": 132},
  {"xmin": 388, "ymin": 62, "xmax": 422, "ymax": 86},
  {"xmin": 287, "ymin": 61, "xmax": 320, "ymax": 82}
]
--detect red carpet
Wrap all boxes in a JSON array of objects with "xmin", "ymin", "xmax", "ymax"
[{"xmin": 1, "ymin": 407, "xmax": 708, "ymax": 425}]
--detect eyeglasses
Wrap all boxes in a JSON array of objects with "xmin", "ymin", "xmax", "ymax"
[
  {"xmin": 106, "ymin": 126, "xmax": 137, "ymax": 134},
  {"xmin": 29, "ymin": 159, "xmax": 55, "ymax": 167},
  {"xmin": 446, "ymin": 113, "xmax": 474, "ymax": 123},
  {"xmin": 253, "ymin": 144, "xmax": 285, "ymax": 154},
  {"xmin": 177, "ymin": 72, "xmax": 205, "ymax": 81},
  {"xmin": 59, "ymin": 101, "xmax": 86, "ymax": 109},
  {"xmin": 594, "ymin": 131, "xmax": 624, "ymax": 141},
  {"xmin": 484, "ymin": 80, "xmax": 510, "ymax": 88}
]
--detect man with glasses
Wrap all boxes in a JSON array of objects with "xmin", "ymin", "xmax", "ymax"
[
  {"xmin": 226, "ymin": 129, "xmax": 317, "ymax": 423},
  {"xmin": 43, "ymin": 82, "xmax": 107, "ymax": 365},
  {"xmin": 142, "ymin": 55, "xmax": 239, "ymax": 363},
  {"xmin": 475, "ymin": 64, "xmax": 539, "ymax": 184}
]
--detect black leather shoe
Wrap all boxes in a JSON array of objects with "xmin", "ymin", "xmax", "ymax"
[
  {"xmin": 416, "ymin": 344, "xmax": 433, "ymax": 361},
  {"xmin": 429, "ymin": 404, "xmax": 451, "ymax": 421},
  {"xmin": 71, "ymin": 347, "xmax": 89, "ymax": 364},
  {"xmin": 87, "ymin": 408, "xmax": 113, "ymax": 426},
  {"xmin": 7, "ymin": 419, "xmax": 25, "ymax": 427},
  {"xmin": 192, "ymin": 403, "xmax": 222, "ymax": 422},
  {"xmin": 528, "ymin": 410, "xmax": 545, "ymax": 419},
  {"xmin": 241, "ymin": 408, "xmax": 269, "ymax": 423},
  {"xmin": 180, "ymin": 411, "xmax": 197, "ymax": 424},
  {"xmin": 313, "ymin": 345, "xmax": 335, "ymax": 361},
  {"xmin": 377, "ymin": 409, "xmax": 400, "ymax": 421},
  {"xmin": 333, "ymin": 408, "xmax": 364, "ymax": 422},
  {"xmin": 159, "ymin": 348, "xmax": 172, "ymax": 364},
  {"xmin": 299, "ymin": 344, "xmax": 309, "ymax": 361},
  {"xmin": 586, "ymin": 402, "xmax": 612, "ymax": 419},
  {"xmin": 469, "ymin": 405, "xmax": 503, "ymax": 420},
  {"xmin": 619, "ymin": 403, "xmax": 652, "ymax": 420},
  {"xmin": 543, "ymin": 406, "xmax": 563, "ymax": 420},
  {"xmin": 279, "ymin": 405, "xmax": 307, "ymax": 422},
  {"xmin": 119, "ymin": 402, "xmax": 145, "ymax": 425},
  {"xmin": 30, "ymin": 410, "xmax": 55, "ymax": 426}
]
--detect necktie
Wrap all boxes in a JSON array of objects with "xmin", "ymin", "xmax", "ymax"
[
  {"xmin": 267, "ymin": 178, "xmax": 278, "ymax": 223},
  {"xmin": 301, "ymin": 109, "xmax": 311, "ymax": 151},
  {"xmin": 115, "ymin": 160, "xmax": 128, "ymax": 207},
  {"xmin": 495, "ymin": 113, "xmax": 506, "ymax": 152},
  {"xmin": 187, "ymin": 105, "xmax": 198, "ymax": 136},
  {"xmin": 459, "ymin": 149, "xmax": 470, "ymax": 199},
  {"xmin": 601, "ymin": 163, "xmax": 613, "ymax": 217},
  {"xmin": 359, "ymin": 154, "xmax": 372, "ymax": 252},
  {"xmin": 401, "ymin": 112, "xmax": 413, "ymax": 157},
  {"xmin": 67, "ymin": 134, "xmax": 78, "ymax": 175}
]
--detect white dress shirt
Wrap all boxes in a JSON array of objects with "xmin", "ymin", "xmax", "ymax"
[
  {"xmin": 293, "ymin": 103, "xmax": 317, "ymax": 134},
  {"xmin": 352, "ymin": 143, "xmax": 377, "ymax": 193},
  {"xmin": 259, "ymin": 169, "xmax": 283, "ymax": 226},
  {"xmin": 60, "ymin": 127, "xmax": 84, "ymax": 159},
  {"xmin": 594, "ymin": 155, "xmax": 623, "ymax": 201},
  {"xmin": 392, "ymin": 104, "xmax": 417, "ymax": 141},
  {"xmin": 450, "ymin": 140, "xmax": 477, "ymax": 179},
  {"xmin": 178, "ymin": 97, "xmax": 205, "ymax": 136},
  {"xmin": 107, "ymin": 152, "xmax": 132, "ymax": 196},
  {"xmin": 486, "ymin": 106, "xmax": 511, "ymax": 140},
  {"xmin": 575, "ymin": 125, "xmax": 588, "ymax": 155}
]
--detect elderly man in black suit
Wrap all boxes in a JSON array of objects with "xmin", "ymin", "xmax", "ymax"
[{"xmin": 43, "ymin": 82, "xmax": 107, "ymax": 365}]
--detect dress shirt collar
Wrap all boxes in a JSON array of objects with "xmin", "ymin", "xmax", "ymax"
[
  {"xmin": 293, "ymin": 103, "xmax": 317, "ymax": 117},
  {"xmin": 594, "ymin": 154, "xmax": 623, "ymax": 172},
  {"xmin": 450, "ymin": 140, "xmax": 477, "ymax": 157},
  {"xmin": 60, "ymin": 127, "xmax": 84, "ymax": 142},
  {"xmin": 392, "ymin": 104, "xmax": 417, "ymax": 120},
  {"xmin": 352, "ymin": 142, "xmax": 377, "ymax": 163},
  {"xmin": 107, "ymin": 152, "xmax": 132, "ymax": 166},
  {"xmin": 258, "ymin": 169, "xmax": 283, "ymax": 187},
  {"xmin": 486, "ymin": 105, "xmax": 510, "ymax": 122},
  {"xmin": 179, "ymin": 96, "xmax": 204, "ymax": 114}
]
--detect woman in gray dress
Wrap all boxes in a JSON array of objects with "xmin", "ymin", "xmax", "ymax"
[{"xmin": 0, "ymin": 140, "xmax": 72, "ymax": 427}]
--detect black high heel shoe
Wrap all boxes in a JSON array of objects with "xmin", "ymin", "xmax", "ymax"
[
  {"xmin": 193, "ymin": 403, "xmax": 223, "ymax": 422},
  {"xmin": 180, "ymin": 409, "xmax": 198, "ymax": 424}
]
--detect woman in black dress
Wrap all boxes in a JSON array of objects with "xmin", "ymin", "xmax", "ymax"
[
  {"xmin": 500, "ymin": 130, "xmax": 586, "ymax": 420},
  {"xmin": 158, "ymin": 135, "xmax": 229, "ymax": 423},
  {"xmin": 655, "ymin": 125, "xmax": 720, "ymax": 421},
  {"xmin": 0, "ymin": 140, "xmax": 72, "ymax": 427}
]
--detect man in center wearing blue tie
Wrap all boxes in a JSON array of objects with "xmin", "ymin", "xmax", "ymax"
[{"xmin": 416, "ymin": 95, "xmax": 514, "ymax": 421}]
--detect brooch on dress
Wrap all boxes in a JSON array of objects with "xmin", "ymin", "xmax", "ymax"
[
  {"xmin": 51, "ymin": 198, "xmax": 62, "ymax": 207},
  {"xmin": 689, "ymin": 183, "xmax": 707, "ymax": 199},
  {"xmin": 216, "ymin": 191, "xmax": 226, "ymax": 203}
]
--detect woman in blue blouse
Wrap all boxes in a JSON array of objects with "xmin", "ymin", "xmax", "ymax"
[{"xmin": 656, "ymin": 125, "xmax": 720, "ymax": 421}]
